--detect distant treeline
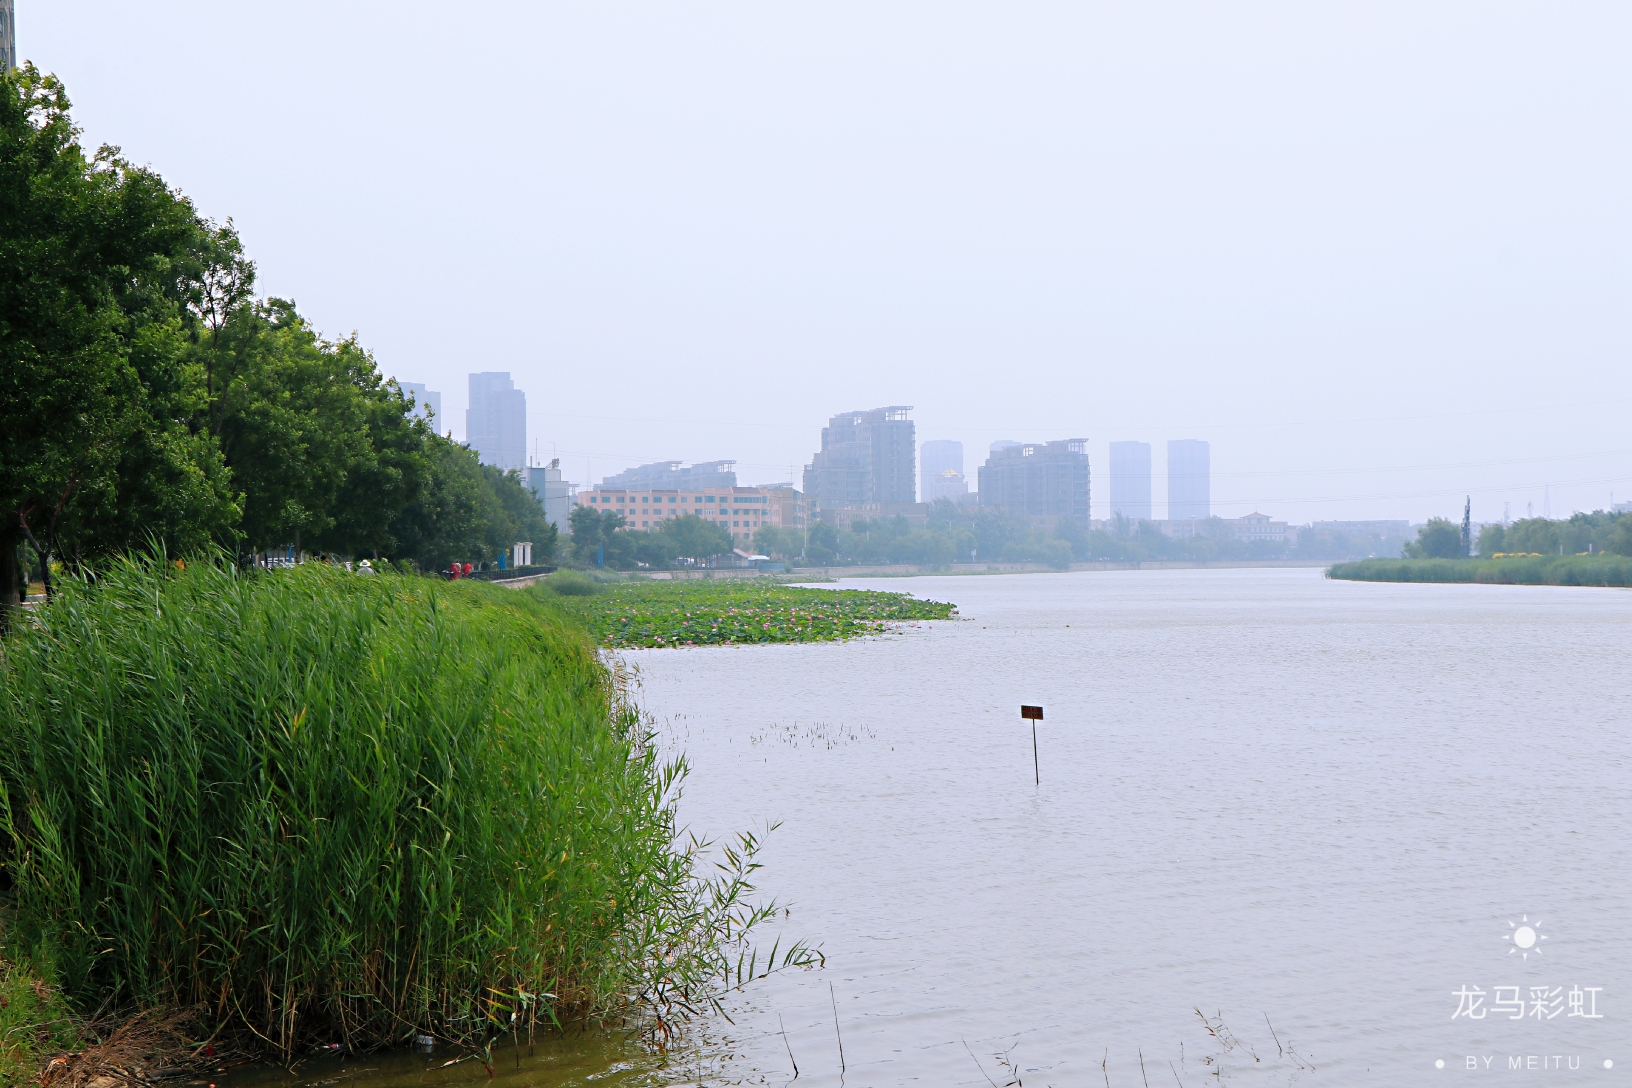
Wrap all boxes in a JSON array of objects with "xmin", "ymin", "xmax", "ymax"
[
  {"xmin": 1396, "ymin": 511, "xmax": 1632, "ymax": 561},
  {"xmin": 1476, "ymin": 511, "xmax": 1632, "ymax": 558},
  {"xmin": 1, "ymin": 67, "xmax": 552, "ymax": 606},
  {"xmin": 749, "ymin": 504, "xmax": 1369, "ymax": 569}
]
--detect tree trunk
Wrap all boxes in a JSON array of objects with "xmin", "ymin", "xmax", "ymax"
[
  {"xmin": 19, "ymin": 523, "xmax": 52, "ymax": 600},
  {"xmin": 0, "ymin": 523, "xmax": 24, "ymax": 633}
]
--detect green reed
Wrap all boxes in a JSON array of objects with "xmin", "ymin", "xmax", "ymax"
[
  {"xmin": 0, "ymin": 556, "xmax": 813, "ymax": 1057},
  {"xmin": 1328, "ymin": 554, "xmax": 1632, "ymax": 586}
]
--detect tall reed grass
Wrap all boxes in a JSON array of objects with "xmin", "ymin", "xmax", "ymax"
[
  {"xmin": 1328, "ymin": 555, "xmax": 1632, "ymax": 586},
  {"xmin": 0, "ymin": 556, "xmax": 810, "ymax": 1056}
]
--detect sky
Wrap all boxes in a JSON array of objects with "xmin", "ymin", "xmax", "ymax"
[{"xmin": 28, "ymin": 2, "xmax": 1632, "ymax": 523}]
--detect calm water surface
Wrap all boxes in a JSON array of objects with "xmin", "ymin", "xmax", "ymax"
[{"xmin": 233, "ymin": 569, "xmax": 1632, "ymax": 1087}]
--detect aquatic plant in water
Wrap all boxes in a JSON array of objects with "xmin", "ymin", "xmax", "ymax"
[{"xmin": 543, "ymin": 579, "xmax": 956, "ymax": 648}]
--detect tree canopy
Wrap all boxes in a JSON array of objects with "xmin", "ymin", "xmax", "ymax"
[{"xmin": 0, "ymin": 66, "xmax": 551, "ymax": 613}]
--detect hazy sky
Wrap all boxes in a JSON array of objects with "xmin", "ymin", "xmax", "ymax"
[{"xmin": 30, "ymin": 3, "xmax": 1632, "ymax": 522}]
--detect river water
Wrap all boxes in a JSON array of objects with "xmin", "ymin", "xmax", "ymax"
[{"xmin": 229, "ymin": 568, "xmax": 1631, "ymax": 1087}]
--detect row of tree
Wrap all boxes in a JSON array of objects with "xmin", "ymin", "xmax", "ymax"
[
  {"xmin": 1, "ymin": 67, "xmax": 552, "ymax": 608},
  {"xmin": 565, "ymin": 507, "xmax": 733, "ymax": 569},
  {"xmin": 748, "ymin": 502, "xmax": 1310, "ymax": 568},
  {"xmin": 1402, "ymin": 511, "xmax": 1632, "ymax": 559}
]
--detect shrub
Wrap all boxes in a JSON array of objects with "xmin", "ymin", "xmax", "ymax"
[
  {"xmin": 0, "ymin": 557, "xmax": 810, "ymax": 1056},
  {"xmin": 543, "ymin": 569, "xmax": 606, "ymax": 596}
]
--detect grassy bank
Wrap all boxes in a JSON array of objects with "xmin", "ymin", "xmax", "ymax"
[
  {"xmin": 537, "ymin": 577, "xmax": 957, "ymax": 648},
  {"xmin": 1328, "ymin": 555, "xmax": 1632, "ymax": 586},
  {"xmin": 0, "ymin": 558, "xmax": 812, "ymax": 1067},
  {"xmin": 0, "ymin": 956, "xmax": 76, "ymax": 1081}
]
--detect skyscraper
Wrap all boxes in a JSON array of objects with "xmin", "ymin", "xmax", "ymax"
[
  {"xmin": 1, "ymin": 0, "xmax": 15, "ymax": 74},
  {"xmin": 803, "ymin": 406, "xmax": 916, "ymax": 512},
  {"xmin": 1108, "ymin": 441, "xmax": 1152, "ymax": 520},
  {"xmin": 467, "ymin": 372, "xmax": 526, "ymax": 471},
  {"xmin": 1167, "ymin": 439, "xmax": 1210, "ymax": 520},
  {"xmin": 978, "ymin": 439, "xmax": 1090, "ymax": 523},
  {"xmin": 919, "ymin": 440, "xmax": 963, "ymax": 503},
  {"xmin": 399, "ymin": 382, "xmax": 442, "ymax": 432}
]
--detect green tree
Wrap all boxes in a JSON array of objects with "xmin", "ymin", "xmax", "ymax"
[
  {"xmin": 1403, "ymin": 517, "xmax": 1466, "ymax": 559},
  {"xmin": 804, "ymin": 520, "xmax": 839, "ymax": 564},
  {"xmin": 0, "ymin": 65, "xmax": 237, "ymax": 615},
  {"xmin": 1499, "ymin": 517, "xmax": 1560, "ymax": 556},
  {"xmin": 652, "ymin": 514, "xmax": 731, "ymax": 563},
  {"xmin": 387, "ymin": 437, "xmax": 552, "ymax": 571},
  {"xmin": 569, "ymin": 505, "xmax": 629, "ymax": 568},
  {"xmin": 1605, "ymin": 515, "xmax": 1632, "ymax": 557},
  {"xmin": 753, "ymin": 524, "xmax": 803, "ymax": 559},
  {"xmin": 204, "ymin": 299, "xmax": 430, "ymax": 557}
]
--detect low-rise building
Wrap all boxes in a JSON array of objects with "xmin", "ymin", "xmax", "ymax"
[
  {"xmin": 1158, "ymin": 513, "xmax": 1289, "ymax": 543},
  {"xmin": 1229, "ymin": 512, "xmax": 1288, "ymax": 544},
  {"xmin": 760, "ymin": 484, "xmax": 809, "ymax": 533},
  {"xmin": 578, "ymin": 484, "xmax": 795, "ymax": 543}
]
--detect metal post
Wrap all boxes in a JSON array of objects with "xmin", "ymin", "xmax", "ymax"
[{"xmin": 1021, "ymin": 705, "xmax": 1043, "ymax": 785}]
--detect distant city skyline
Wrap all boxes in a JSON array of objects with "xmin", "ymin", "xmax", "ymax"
[{"xmin": 36, "ymin": 4, "xmax": 1632, "ymax": 527}]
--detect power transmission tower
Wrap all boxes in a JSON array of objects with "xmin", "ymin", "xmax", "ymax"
[{"xmin": 1460, "ymin": 496, "xmax": 1472, "ymax": 557}]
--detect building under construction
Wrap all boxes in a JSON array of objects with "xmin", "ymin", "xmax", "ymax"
[{"xmin": 977, "ymin": 438, "xmax": 1090, "ymax": 525}]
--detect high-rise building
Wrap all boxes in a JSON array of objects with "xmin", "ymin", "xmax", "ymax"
[
  {"xmin": 977, "ymin": 439, "xmax": 1090, "ymax": 523},
  {"xmin": 399, "ymin": 382, "xmax": 442, "ymax": 432},
  {"xmin": 599, "ymin": 460, "xmax": 737, "ymax": 490},
  {"xmin": 466, "ymin": 372, "xmax": 526, "ymax": 471},
  {"xmin": 919, "ymin": 440, "xmax": 963, "ymax": 503},
  {"xmin": 1108, "ymin": 441, "xmax": 1152, "ymax": 520},
  {"xmin": 803, "ymin": 406, "xmax": 916, "ymax": 513},
  {"xmin": 0, "ymin": 0, "xmax": 14, "ymax": 74},
  {"xmin": 526, "ymin": 459, "xmax": 576, "ymax": 534},
  {"xmin": 1167, "ymin": 439, "xmax": 1210, "ymax": 520}
]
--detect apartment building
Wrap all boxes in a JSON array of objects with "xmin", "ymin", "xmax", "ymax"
[
  {"xmin": 804, "ymin": 406, "xmax": 916, "ymax": 513},
  {"xmin": 978, "ymin": 438, "xmax": 1091, "ymax": 524}
]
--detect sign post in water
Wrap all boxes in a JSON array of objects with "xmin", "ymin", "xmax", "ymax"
[{"xmin": 1021, "ymin": 704, "xmax": 1043, "ymax": 785}]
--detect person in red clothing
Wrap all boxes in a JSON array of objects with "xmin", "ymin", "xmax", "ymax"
[{"xmin": 462, "ymin": 563, "xmax": 474, "ymax": 578}]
